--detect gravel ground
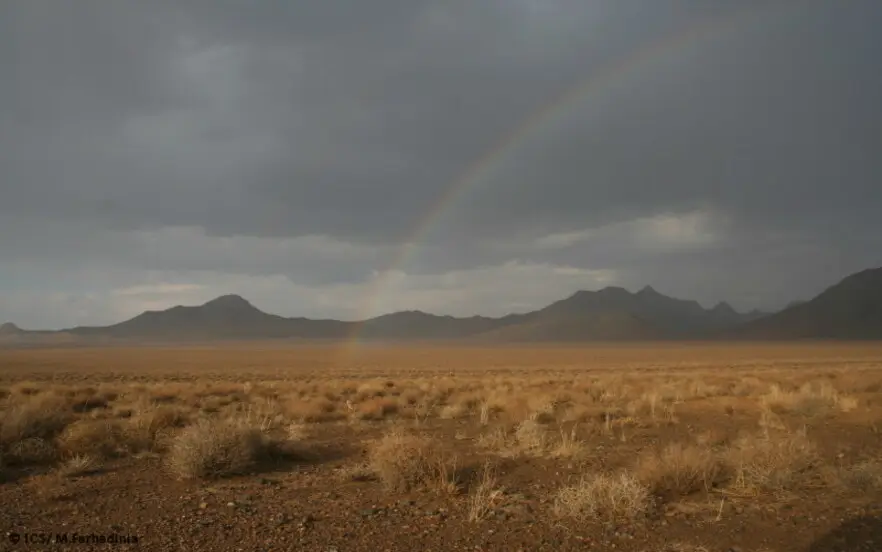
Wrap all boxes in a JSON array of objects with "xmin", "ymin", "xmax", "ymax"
[{"xmin": 3, "ymin": 455, "xmax": 881, "ymax": 552}]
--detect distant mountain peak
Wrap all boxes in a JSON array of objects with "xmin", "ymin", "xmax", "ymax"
[
  {"xmin": 596, "ymin": 286, "xmax": 631, "ymax": 296},
  {"xmin": 711, "ymin": 301, "xmax": 737, "ymax": 314},
  {"xmin": 0, "ymin": 322, "xmax": 21, "ymax": 334},
  {"xmin": 733, "ymin": 266, "xmax": 882, "ymax": 339},
  {"xmin": 201, "ymin": 294, "xmax": 255, "ymax": 310},
  {"xmin": 638, "ymin": 285, "xmax": 661, "ymax": 296}
]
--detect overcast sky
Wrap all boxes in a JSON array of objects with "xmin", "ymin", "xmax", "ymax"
[{"xmin": 2, "ymin": 0, "xmax": 881, "ymax": 329}]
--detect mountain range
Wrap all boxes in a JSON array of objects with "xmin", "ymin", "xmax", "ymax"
[{"xmin": 2, "ymin": 267, "xmax": 881, "ymax": 344}]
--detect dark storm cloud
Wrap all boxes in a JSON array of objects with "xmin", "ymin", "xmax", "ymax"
[
  {"xmin": 0, "ymin": 0, "xmax": 753, "ymax": 240},
  {"xmin": 1, "ymin": 0, "xmax": 881, "ymax": 326}
]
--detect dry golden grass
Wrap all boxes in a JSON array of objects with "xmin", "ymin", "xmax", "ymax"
[
  {"xmin": 467, "ymin": 462, "xmax": 504, "ymax": 522},
  {"xmin": 636, "ymin": 442, "xmax": 726, "ymax": 497},
  {"xmin": 125, "ymin": 404, "xmax": 190, "ymax": 452},
  {"xmin": 57, "ymin": 454, "xmax": 99, "ymax": 477},
  {"xmin": 0, "ymin": 393, "xmax": 72, "ymax": 446},
  {"xmin": 367, "ymin": 428, "xmax": 459, "ymax": 492},
  {"xmin": 57, "ymin": 419, "xmax": 128, "ymax": 459},
  {"xmin": 827, "ymin": 459, "xmax": 882, "ymax": 491},
  {"xmin": 352, "ymin": 397, "xmax": 400, "ymax": 421},
  {"xmin": 337, "ymin": 462, "xmax": 376, "ymax": 482},
  {"xmin": 166, "ymin": 416, "xmax": 282, "ymax": 480},
  {"xmin": 553, "ymin": 472, "xmax": 652, "ymax": 521},
  {"xmin": 761, "ymin": 381, "xmax": 859, "ymax": 417},
  {"xmin": 0, "ymin": 341, "xmax": 880, "ymax": 525},
  {"xmin": 726, "ymin": 428, "xmax": 819, "ymax": 494}
]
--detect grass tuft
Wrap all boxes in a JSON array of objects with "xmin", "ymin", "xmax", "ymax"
[
  {"xmin": 167, "ymin": 416, "xmax": 277, "ymax": 479},
  {"xmin": 636, "ymin": 442, "xmax": 726, "ymax": 497},
  {"xmin": 367, "ymin": 428, "xmax": 459, "ymax": 492},
  {"xmin": 554, "ymin": 472, "xmax": 652, "ymax": 521}
]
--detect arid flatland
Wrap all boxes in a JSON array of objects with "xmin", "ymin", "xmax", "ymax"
[{"xmin": 2, "ymin": 343, "xmax": 882, "ymax": 551}]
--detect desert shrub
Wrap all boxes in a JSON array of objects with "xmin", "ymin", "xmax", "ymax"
[
  {"xmin": 353, "ymin": 398, "xmax": 399, "ymax": 421},
  {"xmin": 5, "ymin": 438, "xmax": 57, "ymax": 465},
  {"xmin": 513, "ymin": 417, "xmax": 548, "ymax": 454},
  {"xmin": 832, "ymin": 460, "xmax": 882, "ymax": 491},
  {"xmin": 0, "ymin": 394, "xmax": 72, "ymax": 446},
  {"xmin": 726, "ymin": 429, "xmax": 819, "ymax": 493},
  {"xmin": 367, "ymin": 428, "xmax": 458, "ymax": 492},
  {"xmin": 0, "ymin": 394, "xmax": 72, "ymax": 465},
  {"xmin": 554, "ymin": 472, "xmax": 652, "ymax": 521},
  {"xmin": 125, "ymin": 405, "xmax": 190, "ymax": 452},
  {"xmin": 467, "ymin": 462, "xmax": 504, "ymax": 522},
  {"xmin": 636, "ymin": 442, "xmax": 727, "ymax": 497},
  {"xmin": 285, "ymin": 398, "xmax": 343, "ymax": 423},
  {"xmin": 550, "ymin": 425, "xmax": 588, "ymax": 459},
  {"xmin": 166, "ymin": 417, "xmax": 275, "ymax": 479},
  {"xmin": 58, "ymin": 454, "xmax": 99, "ymax": 477},
  {"xmin": 57, "ymin": 419, "xmax": 127, "ymax": 459}
]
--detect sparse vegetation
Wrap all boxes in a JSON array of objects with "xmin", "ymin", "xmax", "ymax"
[
  {"xmin": 367, "ymin": 428, "xmax": 459, "ymax": 492},
  {"xmin": 554, "ymin": 472, "xmax": 652, "ymax": 521},
  {"xmin": 726, "ymin": 429, "xmax": 819, "ymax": 493},
  {"xmin": 166, "ymin": 416, "xmax": 278, "ymax": 479},
  {"xmin": 467, "ymin": 462, "xmax": 504, "ymax": 522},
  {"xmin": 636, "ymin": 442, "xmax": 726, "ymax": 497},
  {"xmin": 58, "ymin": 454, "xmax": 99, "ymax": 477},
  {"xmin": 0, "ymin": 343, "xmax": 880, "ymax": 551}
]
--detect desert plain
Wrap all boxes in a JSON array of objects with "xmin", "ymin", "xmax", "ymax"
[{"xmin": 1, "ymin": 342, "xmax": 881, "ymax": 552}]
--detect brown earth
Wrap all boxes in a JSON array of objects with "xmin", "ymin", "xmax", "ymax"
[{"xmin": 1, "ymin": 343, "xmax": 882, "ymax": 552}]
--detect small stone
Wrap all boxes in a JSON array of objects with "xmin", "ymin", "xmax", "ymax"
[
  {"xmin": 199, "ymin": 502, "xmax": 208, "ymax": 509},
  {"xmin": 226, "ymin": 502, "xmax": 235, "ymax": 508}
]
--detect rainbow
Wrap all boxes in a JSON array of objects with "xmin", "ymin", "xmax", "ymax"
[{"xmin": 345, "ymin": 1, "xmax": 794, "ymax": 346}]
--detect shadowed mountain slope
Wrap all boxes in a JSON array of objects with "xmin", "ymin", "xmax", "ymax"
[{"xmin": 732, "ymin": 267, "xmax": 882, "ymax": 339}]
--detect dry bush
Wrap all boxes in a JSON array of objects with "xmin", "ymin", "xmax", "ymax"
[
  {"xmin": 477, "ymin": 417, "xmax": 551, "ymax": 457},
  {"xmin": 337, "ymin": 462, "xmax": 376, "ymax": 482},
  {"xmin": 636, "ymin": 442, "xmax": 726, "ymax": 497},
  {"xmin": 8, "ymin": 382, "xmax": 44, "ymax": 396},
  {"xmin": 687, "ymin": 380, "xmax": 723, "ymax": 399},
  {"xmin": 355, "ymin": 380, "xmax": 389, "ymax": 401},
  {"xmin": 0, "ymin": 393, "xmax": 72, "ymax": 464},
  {"xmin": 353, "ymin": 397, "xmax": 400, "ymax": 421},
  {"xmin": 833, "ymin": 460, "xmax": 882, "ymax": 490},
  {"xmin": 477, "ymin": 401, "xmax": 504, "ymax": 425},
  {"xmin": 57, "ymin": 454, "xmax": 99, "ymax": 477},
  {"xmin": 367, "ymin": 428, "xmax": 458, "ymax": 492},
  {"xmin": 562, "ymin": 404, "xmax": 601, "ymax": 424},
  {"xmin": 467, "ymin": 462, "xmax": 504, "ymax": 522},
  {"xmin": 550, "ymin": 425, "xmax": 588, "ymax": 459},
  {"xmin": 167, "ymin": 417, "xmax": 277, "ymax": 479},
  {"xmin": 57, "ymin": 419, "xmax": 128, "ymax": 459},
  {"xmin": 5, "ymin": 438, "xmax": 57, "ymax": 465},
  {"xmin": 285, "ymin": 398, "xmax": 344, "ymax": 423},
  {"xmin": 0, "ymin": 393, "xmax": 72, "ymax": 446},
  {"xmin": 762, "ymin": 382, "xmax": 858, "ymax": 417},
  {"xmin": 476, "ymin": 426, "xmax": 510, "ymax": 451},
  {"xmin": 438, "ymin": 402, "xmax": 471, "ymax": 420},
  {"xmin": 513, "ymin": 418, "xmax": 549, "ymax": 454},
  {"xmin": 730, "ymin": 376, "xmax": 766, "ymax": 397},
  {"xmin": 65, "ymin": 387, "xmax": 116, "ymax": 413},
  {"xmin": 125, "ymin": 404, "xmax": 189, "ymax": 452},
  {"xmin": 554, "ymin": 472, "xmax": 652, "ymax": 521},
  {"xmin": 694, "ymin": 429, "xmax": 729, "ymax": 449},
  {"xmin": 285, "ymin": 422, "xmax": 308, "ymax": 441},
  {"xmin": 726, "ymin": 429, "xmax": 819, "ymax": 493}
]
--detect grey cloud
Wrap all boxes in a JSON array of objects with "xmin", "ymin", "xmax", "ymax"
[{"xmin": 1, "ymin": 0, "xmax": 881, "ymax": 327}]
